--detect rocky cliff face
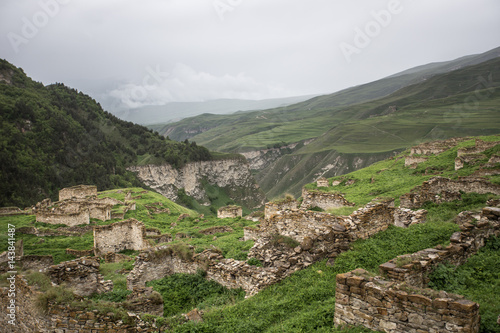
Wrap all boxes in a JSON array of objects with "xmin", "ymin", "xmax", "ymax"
[{"xmin": 128, "ymin": 159, "xmax": 266, "ymax": 209}]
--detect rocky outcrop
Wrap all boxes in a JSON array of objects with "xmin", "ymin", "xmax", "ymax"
[
  {"xmin": 240, "ymin": 143, "xmax": 299, "ymax": 170},
  {"xmin": 128, "ymin": 159, "xmax": 266, "ymax": 209}
]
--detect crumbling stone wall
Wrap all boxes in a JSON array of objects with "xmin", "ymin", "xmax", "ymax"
[
  {"xmin": 265, "ymin": 199, "xmax": 298, "ymax": 219},
  {"xmin": 400, "ymin": 176, "xmax": 500, "ymax": 209},
  {"xmin": 217, "ymin": 205, "xmax": 242, "ymax": 218},
  {"xmin": 260, "ymin": 199, "xmax": 425, "ymax": 244},
  {"xmin": 127, "ymin": 246, "xmax": 281, "ymax": 296},
  {"xmin": 0, "ymin": 276, "xmax": 164, "ymax": 332},
  {"xmin": 20, "ymin": 255, "xmax": 54, "ymax": 272},
  {"xmin": 334, "ymin": 269, "xmax": 480, "ymax": 333},
  {"xmin": 457, "ymin": 139, "xmax": 500, "ymax": 157},
  {"xmin": 380, "ymin": 206, "xmax": 500, "ymax": 288},
  {"xmin": 410, "ymin": 138, "xmax": 468, "ymax": 156},
  {"xmin": 35, "ymin": 209, "xmax": 90, "ymax": 227},
  {"xmin": 65, "ymin": 248, "xmax": 94, "ymax": 258},
  {"xmin": 124, "ymin": 287, "xmax": 164, "ymax": 316},
  {"xmin": 455, "ymin": 153, "xmax": 487, "ymax": 170},
  {"xmin": 334, "ymin": 206, "xmax": 499, "ymax": 333},
  {"xmin": 317, "ymin": 177, "xmax": 329, "ymax": 187},
  {"xmin": 0, "ymin": 276, "xmax": 44, "ymax": 332},
  {"xmin": 301, "ymin": 188, "xmax": 355, "ymax": 210},
  {"xmin": 404, "ymin": 156, "xmax": 428, "ymax": 169},
  {"xmin": 93, "ymin": 219, "xmax": 147, "ymax": 256},
  {"xmin": 0, "ymin": 207, "xmax": 30, "ymax": 216},
  {"xmin": 48, "ymin": 257, "xmax": 112, "ymax": 296},
  {"xmin": 59, "ymin": 185, "xmax": 97, "ymax": 201}
]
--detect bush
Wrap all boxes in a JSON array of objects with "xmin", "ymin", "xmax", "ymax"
[{"xmin": 147, "ymin": 270, "xmax": 245, "ymax": 317}]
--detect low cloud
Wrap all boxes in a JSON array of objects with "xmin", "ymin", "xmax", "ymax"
[{"xmin": 107, "ymin": 63, "xmax": 289, "ymax": 108}]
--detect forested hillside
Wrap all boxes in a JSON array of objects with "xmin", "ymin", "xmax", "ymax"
[{"xmin": 0, "ymin": 59, "xmax": 212, "ymax": 207}]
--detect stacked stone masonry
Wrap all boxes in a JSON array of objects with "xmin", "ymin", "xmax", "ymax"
[
  {"xmin": 48, "ymin": 256, "xmax": 112, "ymax": 296},
  {"xmin": 400, "ymin": 176, "xmax": 500, "ymax": 209},
  {"xmin": 317, "ymin": 177, "xmax": 329, "ymax": 187},
  {"xmin": 129, "ymin": 198, "xmax": 427, "ymax": 298},
  {"xmin": 334, "ymin": 206, "xmax": 500, "ymax": 332},
  {"xmin": 380, "ymin": 206, "xmax": 500, "ymax": 288},
  {"xmin": 35, "ymin": 185, "xmax": 134, "ymax": 226},
  {"xmin": 127, "ymin": 246, "xmax": 282, "ymax": 296},
  {"xmin": 265, "ymin": 199, "xmax": 299, "ymax": 219},
  {"xmin": 93, "ymin": 219, "xmax": 147, "ymax": 256},
  {"xmin": 0, "ymin": 276, "xmax": 165, "ymax": 332},
  {"xmin": 59, "ymin": 185, "xmax": 97, "ymax": 201},
  {"xmin": 334, "ymin": 269, "xmax": 481, "ymax": 333},
  {"xmin": 301, "ymin": 188, "xmax": 355, "ymax": 210},
  {"xmin": 217, "ymin": 205, "xmax": 243, "ymax": 218}
]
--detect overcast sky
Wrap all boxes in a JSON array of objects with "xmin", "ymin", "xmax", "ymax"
[{"xmin": 1, "ymin": 0, "xmax": 499, "ymax": 112}]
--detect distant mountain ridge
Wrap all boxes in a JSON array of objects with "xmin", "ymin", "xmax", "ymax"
[
  {"xmin": 153, "ymin": 46, "xmax": 500, "ymax": 199},
  {"xmin": 114, "ymin": 94, "xmax": 320, "ymax": 125}
]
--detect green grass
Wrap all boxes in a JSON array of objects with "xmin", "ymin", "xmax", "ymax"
[
  {"xmin": 304, "ymin": 135, "xmax": 500, "ymax": 207},
  {"xmin": 429, "ymin": 236, "xmax": 500, "ymax": 333},
  {"xmin": 147, "ymin": 269, "xmax": 245, "ymax": 317}
]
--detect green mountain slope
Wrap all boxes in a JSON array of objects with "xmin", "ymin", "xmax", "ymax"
[
  {"xmin": 155, "ymin": 46, "xmax": 500, "ymax": 148},
  {"xmin": 155, "ymin": 49, "xmax": 500, "ymax": 198},
  {"xmin": 0, "ymin": 60, "xmax": 214, "ymax": 207}
]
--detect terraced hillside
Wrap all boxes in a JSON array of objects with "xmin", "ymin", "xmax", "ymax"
[{"xmin": 155, "ymin": 48, "xmax": 500, "ymax": 199}]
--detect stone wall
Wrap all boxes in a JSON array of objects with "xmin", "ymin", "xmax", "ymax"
[
  {"xmin": 0, "ymin": 276, "xmax": 44, "ymax": 332},
  {"xmin": 404, "ymin": 156, "xmax": 428, "ymax": 169},
  {"xmin": 48, "ymin": 256, "xmax": 112, "ymax": 296},
  {"xmin": 457, "ymin": 139, "xmax": 500, "ymax": 157},
  {"xmin": 217, "ymin": 205, "xmax": 242, "ymax": 218},
  {"xmin": 381, "ymin": 206, "xmax": 499, "ymax": 288},
  {"xmin": 20, "ymin": 255, "xmax": 54, "ymax": 272},
  {"xmin": 35, "ymin": 209, "xmax": 90, "ymax": 227},
  {"xmin": 301, "ymin": 188, "xmax": 355, "ymax": 210},
  {"xmin": 93, "ymin": 219, "xmax": 147, "ymax": 256},
  {"xmin": 317, "ymin": 177, "xmax": 329, "ymax": 187},
  {"xmin": 260, "ymin": 199, "xmax": 426, "ymax": 244},
  {"xmin": 264, "ymin": 199, "xmax": 298, "ymax": 219},
  {"xmin": 334, "ymin": 206, "xmax": 499, "ymax": 333},
  {"xmin": 400, "ymin": 176, "xmax": 500, "ymax": 209},
  {"xmin": 127, "ymin": 246, "xmax": 281, "ymax": 296},
  {"xmin": 334, "ymin": 269, "xmax": 480, "ymax": 333},
  {"xmin": 0, "ymin": 207, "xmax": 30, "ymax": 216},
  {"xmin": 65, "ymin": 248, "xmax": 94, "ymax": 258},
  {"xmin": 410, "ymin": 138, "xmax": 468, "ymax": 156},
  {"xmin": 59, "ymin": 185, "xmax": 97, "ymax": 201},
  {"xmin": 0, "ymin": 276, "xmax": 164, "ymax": 332}
]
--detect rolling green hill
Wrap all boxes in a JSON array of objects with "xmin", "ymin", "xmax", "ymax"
[{"xmin": 155, "ymin": 48, "xmax": 500, "ymax": 198}]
